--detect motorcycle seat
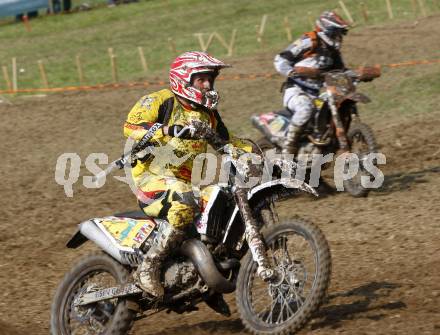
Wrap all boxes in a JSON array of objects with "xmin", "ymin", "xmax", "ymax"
[
  {"xmin": 113, "ymin": 210, "xmax": 150, "ymax": 220},
  {"xmin": 274, "ymin": 108, "xmax": 293, "ymax": 118}
]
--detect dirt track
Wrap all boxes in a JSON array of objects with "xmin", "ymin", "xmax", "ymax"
[{"xmin": 1, "ymin": 16, "xmax": 439, "ymax": 335}]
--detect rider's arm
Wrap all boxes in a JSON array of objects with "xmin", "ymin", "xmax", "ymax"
[
  {"xmin": 124, "ymin": 92, "xmax": 168, "ymax": 141},
  {"xmin": 274, "ymin": 35, "xmax": 314, "ymax": 77}
]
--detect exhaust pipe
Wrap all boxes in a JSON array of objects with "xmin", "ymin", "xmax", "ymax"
[{"xmin": 180, "ymin": 239, "xmax": 236, "ymax": 294}]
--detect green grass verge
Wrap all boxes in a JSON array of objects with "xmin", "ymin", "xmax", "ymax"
[
  {"xmin": 0, "ymin": 0, "xmax": 439, "ymax": 89},
  {"xmin": 362, "ymin": 66, "xmax": 440, "ymax": 119}
]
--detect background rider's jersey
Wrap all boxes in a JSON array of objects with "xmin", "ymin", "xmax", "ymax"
[{"xmin": 274, "ymin": 31, "xmax": 345, "ymax": 91}]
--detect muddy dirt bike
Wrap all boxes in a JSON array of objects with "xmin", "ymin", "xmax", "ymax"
[
  {"xmin": 252, "ymin": 66, "xmax": 381, "ymax": 197},
  {"xmin": 51, "ymin": 121, "xmax": 332, "ymax": 335}
]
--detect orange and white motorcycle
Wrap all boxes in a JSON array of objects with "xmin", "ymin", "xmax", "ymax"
[{"xmin": 252, "ymin": 66, "xmax": 381, "ymax": 197}]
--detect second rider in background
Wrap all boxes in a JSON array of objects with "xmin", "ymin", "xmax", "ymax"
[{"xmin": 274, "ymin": 11, "xmax": 349, "ymax": 154}]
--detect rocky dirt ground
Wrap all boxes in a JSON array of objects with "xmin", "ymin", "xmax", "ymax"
[{"xmin": 0, "ymin": 15, "xmax": 439, "ymax": 335}]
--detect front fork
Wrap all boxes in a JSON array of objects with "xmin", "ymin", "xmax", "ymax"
[
  {"xmin": 235, "ymin": 189, "xmax": 275, "ymax": 281},
  {"xmin": 328, "ymin": 93, "xmax": 349, "ymax": 151}
]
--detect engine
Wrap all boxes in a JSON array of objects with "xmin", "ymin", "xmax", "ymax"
[{"xmin": 163, "ymin": 260, "xmax": 199, "ymax": 292}]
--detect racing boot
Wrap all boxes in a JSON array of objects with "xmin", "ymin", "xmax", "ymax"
[
  {"xmin": 134, "ymin": 225, "xmax": 186, "ymax": 298},
  {"xmin": 282, "ymin": 124, "xmax": 304, "ymax": 155}
]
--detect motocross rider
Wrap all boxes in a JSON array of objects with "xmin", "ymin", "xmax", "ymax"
[
  {"xmin": 274, "ymin": 11, "xmax": 349, "ymax": 154},
  {"xmin": 124, "ymin": 51, "xmax": 271, "ymax": 302}
]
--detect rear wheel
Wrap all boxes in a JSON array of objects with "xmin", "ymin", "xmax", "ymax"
[
  {"xmin": 50, "ymin": 252, "xmax": 136, "ymax": 335},
  {"xmin": 344, "ymin": 122, "xmax": 378, "ymax": 197},
  {"xmin": 236, "ymin": 219, "xmax": 331, "ymax": 335}
]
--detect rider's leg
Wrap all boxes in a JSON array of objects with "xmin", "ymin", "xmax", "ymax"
[
  {"xmin": 135, "ymin": 177, "xmax": 196, "ymax": 297},
  {"xmin": 135, "ymin": 222, "xmax": 186, "ymax": 297},
  {"xmin": 282, "ymin": 124, "xmax": 304, "ymax": 155},
  {"xmin": 282, "ymin": 86, "xmax": 314, "ymax": 154}
]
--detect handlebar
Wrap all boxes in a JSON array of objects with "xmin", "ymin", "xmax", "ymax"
[
  {"xmin": 91, "ymin": 123, "xmax": 164, "ymax": 184},
  {"xmin": 290, "ymin": 66, "xmax": 381, "ymax": 84},
  {"xmin": 92, "ymin": 120, "xmax": 299, "ymax": 186},
  {"xmin": 91, "ymin": 121, "xmax": 216, "ymax": 184},
  {"xmin": 132, "ymin": 123, "xmax": 163, "ymax": 155}
]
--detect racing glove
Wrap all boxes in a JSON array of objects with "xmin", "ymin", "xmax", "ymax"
[{"xmin": 163, "ymin": 125, "xmax": 196, "ymax": 139}]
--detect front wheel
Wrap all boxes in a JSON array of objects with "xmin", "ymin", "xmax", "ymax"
[
  {"xmin": 344, "ymin": 122, "xmax": 378, "ymax": 197},
  {"xmin": 236, "ymin": 219, "xmax": 331, "ymax": 335},
  {"xmin": 50, "ymin": 252, "xmax": 136, "ymax": 335}
]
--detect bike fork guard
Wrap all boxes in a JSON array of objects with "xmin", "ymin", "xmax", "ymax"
[{"xmin": 235, "ymin": 189, "xmax": 272, "ymax": 276}]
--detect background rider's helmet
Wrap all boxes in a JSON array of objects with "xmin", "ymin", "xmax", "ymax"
[
  {"xmin": 315, "ymin": 11, "xmax": 349, "ymax": 50},
  {"xmin": 169, "ymin": 51, "xmax": 230, "ymax": 110}
]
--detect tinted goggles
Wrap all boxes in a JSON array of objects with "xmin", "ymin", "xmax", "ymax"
[{"xmin": 326, "ymin": 27, "xmax": 348, "ymax": 37}]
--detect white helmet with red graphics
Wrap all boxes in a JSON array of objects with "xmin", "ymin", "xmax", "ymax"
[
  {"xmin": 315, "ymin": 11, "xmax": 349, "ymax": 50},
  {"xmin": 169, "ymin": 51, "xmax": 230, "ymax": 110}
]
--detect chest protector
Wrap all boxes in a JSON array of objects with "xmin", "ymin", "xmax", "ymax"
[{"xmin": 302, "ymin": 31, "xmax": 319, "ymax": 59}]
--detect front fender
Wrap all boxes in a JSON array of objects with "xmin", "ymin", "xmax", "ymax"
[
  {"xmin": 344, "ymin": 92, "xmax": 371, "ymax": 104},
  {"xmin": 248, "ymin": 178, "xmax": 318, "ymax": 201},
  {"xmin": 221, "ymin": 178, "xmax": 317, "ymax": 245}
]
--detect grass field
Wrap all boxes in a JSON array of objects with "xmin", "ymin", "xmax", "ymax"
[{"xmin": 1, "ymin": 0, "xmax": 439, "ymax": 90}]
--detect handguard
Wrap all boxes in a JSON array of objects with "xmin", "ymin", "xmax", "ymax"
[
  {"xmin": 189, "ymin": 120, "xmax": 228, "ymax": 150},
  {"xmin": 355, "ymin": 65, "xmax": 381, "ymax": 82}
]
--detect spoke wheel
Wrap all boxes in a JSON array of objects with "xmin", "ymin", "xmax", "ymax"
[
  {"xmin": 236, "ymin": 219, "xmax": 331, "ymax": 335},
  {"xmin": 344, "ymin": 122, "xmax": 378, "ymax": 197},
  {"xmin": 51, "ymin": 252, "xmax": 135, "ymax": 335}
]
